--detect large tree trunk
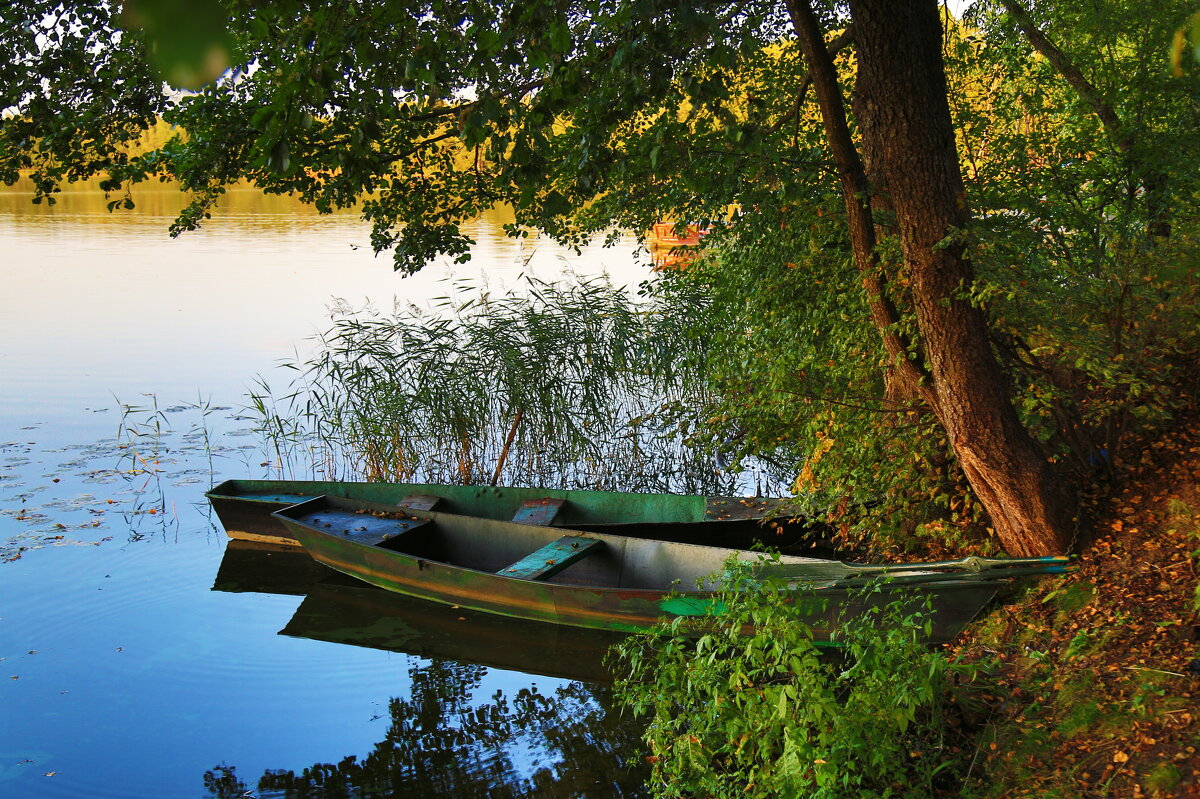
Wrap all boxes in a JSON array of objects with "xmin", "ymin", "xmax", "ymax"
[{"xmin": 847, "ymin": 0, "xmax": 1075, "ymax": 555}]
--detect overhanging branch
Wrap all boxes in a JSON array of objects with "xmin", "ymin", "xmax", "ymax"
[{"xmin": 767, "ymin": 25, "xmax": 856, "ymax": 135}]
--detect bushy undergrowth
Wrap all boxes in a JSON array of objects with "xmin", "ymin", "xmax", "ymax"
[{"xmin": 610, "ymin": 561, "xmax": 971, "ymax": 799}]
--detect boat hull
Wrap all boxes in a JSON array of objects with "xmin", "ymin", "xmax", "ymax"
[
  {"xmin": 210, "ymin": 538, "xmax": 629, "ymax": 682},
  {"xmin": 281, "ymin": 581, "xmax": 627, "ymax": 683},
  {"xmin": 207, "ymin": 478, "xmax": 806, "ymax": 548},
  {"xmin": 273, "ymin": 497, "xmax": 998, "ymax": 642}
]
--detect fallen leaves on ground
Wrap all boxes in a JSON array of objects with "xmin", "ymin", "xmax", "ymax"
[{"xmin": 952, "ymin": 419, "xmax": 1200, "ymax": 797}]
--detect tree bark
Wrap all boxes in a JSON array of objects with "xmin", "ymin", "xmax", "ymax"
[
  {"xmin": 848, "ymin": 0, "xmax": 1075, "ymax": 555},
  {"xmin": 789, "ymin": 0, "xmax": 1076, "ymax": 554},
  {"xmin": 786, "ymin": 0, "xmax": 937, "ymax": 413}
]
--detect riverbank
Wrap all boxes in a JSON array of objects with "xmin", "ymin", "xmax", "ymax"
[{"xmin": 953, "ymin": 417, "xmax": 1200, "ymax": 797}]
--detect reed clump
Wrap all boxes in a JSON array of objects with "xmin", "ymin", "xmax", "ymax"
[{"xmin": 249, "ymin": 274, "xmax": 757, "ymax": 494}]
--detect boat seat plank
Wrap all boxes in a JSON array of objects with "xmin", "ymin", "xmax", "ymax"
[
  {"xmin": 296, "ymin": 508, "xmax": 429, "ymax": 546},
  {"xmin": 398, "ymin": 494, "xmax": 442, "ymax": 511},
  {"xmin": 499, "ymin": 536, "xmax": 603, "ymax": 581},
  {"xmin": 511, "ymin": 498, "xmax": 565, "ymax": 526}
]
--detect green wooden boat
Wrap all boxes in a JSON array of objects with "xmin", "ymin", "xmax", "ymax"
[
  {"xmin": 206, "ymin": 478, "xmax": 812, "ymax": 549},
  {"xmin": 280, "ymin": 580, "xmax": 627, "ymax": 683},
  {"xmin": 271, "ymin": 496, "xmax": 1066, "ymax": 641},
  {"xmin": 210, "ymin": 539, "xmax": 624, "ymax": 682}
]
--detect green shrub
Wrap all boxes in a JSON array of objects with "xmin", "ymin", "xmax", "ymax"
[{"xmin": 610, "ymin": 560, "xmax": 966, "ymax": 798}]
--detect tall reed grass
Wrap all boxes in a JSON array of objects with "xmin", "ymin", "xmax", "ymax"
[{"xmin": 249, "ymin": 274, "xmax": 757, "ymax": 494}]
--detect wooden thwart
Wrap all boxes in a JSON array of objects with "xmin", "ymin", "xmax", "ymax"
[
  {"xmin": 511, "ymin": 498, "xmax": 565, "ymax": 526},
  {"xmin": 398, "ymin": 494, "xmax": 442, "ymax": 511},
  {"xmin": 499, "ymin": 536, "xmax": 603, "ymax": 581}
]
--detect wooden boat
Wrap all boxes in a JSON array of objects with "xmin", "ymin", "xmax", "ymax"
[
  {"xmin": 271, "ymin": 496, "xmax": 1068, "ymax": 641},
  {"xmin": 210, "ymin": 539, "xmax": 624, "ymax": 682},
  {"xmin": 205, "ymin": 478, "xmax": 814, "ymax": 549},
  {"xmin": 650, "ymin": 222, "xmax": 707, "ymax": 247}
]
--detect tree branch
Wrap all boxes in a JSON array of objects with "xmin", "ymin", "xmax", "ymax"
[
  {"xmin": 999, "ymin": 0, "xmax": 1174, "ymax": 237},
  {"xmin": 404, "ymin": 80, "xmax": 544, "ymax": 123},
  {"xmin": 379, "ymin": 129, "xmax": 458, "ymax": 164},
  {"xmin": 767, "ymin": 26, "xmax": 856, "ymax": 135},
  {"xmin": 786, "ymin": 0, "xmax": 940, "ymax": 416},
  {"xmin": 997, "ymin": 0, "xmax": 1127, "ymax": 152}
]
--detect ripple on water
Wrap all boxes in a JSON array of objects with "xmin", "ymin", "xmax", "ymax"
[
  {"xmin": 3, "ymin": 768, "xmax": 214, "ymax": 799},
  {"xmin": 7, "ymin": 539, "xmax": 402, "ymax": 680}
]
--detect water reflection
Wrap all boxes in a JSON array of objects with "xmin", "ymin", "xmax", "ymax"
[
  {"xmin": 204, "ymin": 666, "xmax": 645, "ymax": 798},
  {"xmin": 209, "ymin": 541, "xmax": 647, "ymax": 797},
  {"xmin": 0, "ymin": 180, "xmax": 654, "ymax": 799},
  {"xmin": 0, "ymin": 179, "xmax": 649, "ymax": 432},
  {"xmin": 283, "ymin": 582, "xmax": 624, "ymax": 685},
  {"xmin": 212, "ymin": 539, "xmax": 332, "ymax": 596},
  {"xmin": 0, "ymin": 177, "xmax": 357, "ymax": 223}
]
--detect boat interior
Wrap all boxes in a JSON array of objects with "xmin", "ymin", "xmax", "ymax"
[
  {"xmin": 281, "ymin": 498, "xmax": 823, "ymax": 592},
  {"xmin": 211, "ymin": 479, "xmax": 829, "ymax": 551}
]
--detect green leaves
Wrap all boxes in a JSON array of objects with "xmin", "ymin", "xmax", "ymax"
[
  {"xmin": 610, "ymin": 559, "xmax": 965, "ymax": 798},
  {"xmin": 122, "ymin": 0, "xmax": 235, "ymax": 90},
  {"xmin": 1170, "ymin": 11, "xmax": 1200, "ymax": 76}
]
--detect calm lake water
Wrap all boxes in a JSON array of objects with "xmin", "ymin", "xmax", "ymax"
[{"xmin": 0, "ymin": 182, "xmax": 652, "ymax": 798}]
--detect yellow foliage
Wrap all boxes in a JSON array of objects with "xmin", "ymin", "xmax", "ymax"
[{"xmin": 792, "ymin": 433, "xmax": 835, "ymax": 493}]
